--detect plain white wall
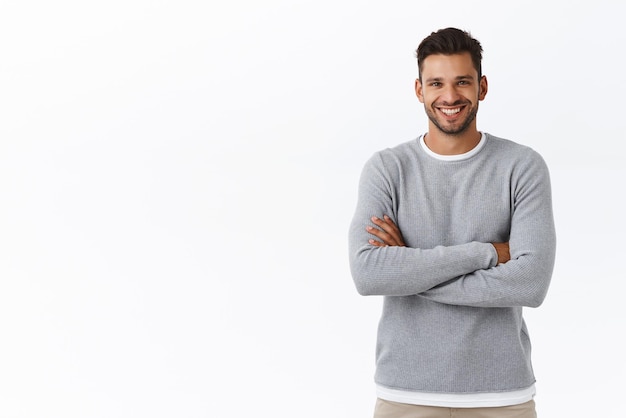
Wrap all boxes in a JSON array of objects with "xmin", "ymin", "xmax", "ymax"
[{"xmin": 0, "ymin": 1, "xmax": 623, "ymax": 417}]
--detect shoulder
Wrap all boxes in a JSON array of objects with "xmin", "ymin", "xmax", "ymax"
[
  {"xmin": 485, "ymin": 134, "xmax": 552, "ymax": 190},
  {"xmin": 369, "ymin": 137, "xmax": 421, "ymax": 168},
  {"xmin": 485, "ymin": 133, "xmax": 548, "ymax": 166},
  {"xmin": 359, "ymin": 138, "xmax": 421, "ymax": 184}
]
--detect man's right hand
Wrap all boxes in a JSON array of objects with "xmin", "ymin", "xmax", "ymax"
[
  {"xmin": 366, "ymin": 215, "xmax": 406, "ymax": 247},
  {"xmin": 492, "ymin": 242, "xmax": 510, "ymax": 264}
]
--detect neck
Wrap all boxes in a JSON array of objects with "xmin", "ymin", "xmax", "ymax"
[{"xmin": 424, "ymin": 126, "xmax": 481, "ymax": 155}]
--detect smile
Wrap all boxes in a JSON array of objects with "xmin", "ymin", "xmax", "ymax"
[{"xmin": 439, "ymin": 107, "xmax": 462, "ymax": 115}]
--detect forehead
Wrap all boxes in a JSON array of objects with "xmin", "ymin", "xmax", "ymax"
[{"xmin": 421, "ymin": 52, "xmax": 477, "ymax": 79}]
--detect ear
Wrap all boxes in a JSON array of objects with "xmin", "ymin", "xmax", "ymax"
[
  {"xmin": 415, "ymin": 79, "xmax": 424, "ymax": 103},
  {"xmin": 478, "ymin": 75, "xmax": 488, "ymax": 101}
]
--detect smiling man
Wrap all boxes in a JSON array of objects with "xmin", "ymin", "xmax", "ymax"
[
  {"xmin": 348, "ymin": 28, "xmax": 556, "ymax": 418},
  {"xmin": 418, "ymin": 52, "xmax": 486, "ymax": 152}
]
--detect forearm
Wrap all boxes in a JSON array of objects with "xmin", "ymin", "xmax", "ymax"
[
  {"xmin": 418, "ymin": 246, "xmax": 555, "ymax": 307},
  {"xmin": 349, "ymin": 223, "xmax": 498, "ymax": 296}
]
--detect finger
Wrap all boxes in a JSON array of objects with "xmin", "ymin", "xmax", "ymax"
[
  {"xmin": 382, "ymin": 216, "xmax": 404, "ymax": 239},
  {"xmin": 381, "ymin": 215, "xmax": 406, "ymax": 245},
  {"xmin": 366, "ymin": 225, "xmax": 391, "ymax": 240},
  {"xmin": 371, "ymin": 216, "xmax": 402, "ymax": 243},
  {"xmin": 371, "ymin": 218, "xmax": 397, "ymax": 241},
  {"xmin": 382, "ymin": 215, "xmax": 400, "ymax": 231},
  {"xmin": 368, "ymin": 238, "xmax": 387, "ymax": 247},
  {"xmin": 366, "ymin": 226, "xmax": 399, "ymax": 246}
]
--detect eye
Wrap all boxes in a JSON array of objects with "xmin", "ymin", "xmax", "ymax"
[
  {"xmin": 458, "ymin": 80, "xmax": 469, "ymax": 85},
  {"xmin": 430, "ymin": 82, "xmax": 441, "ymax": 87}
]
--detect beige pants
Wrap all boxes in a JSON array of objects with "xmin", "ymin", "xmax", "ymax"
[{"xmin": 374, "ymin": 398, "xmax": 537, "ymax": 418}]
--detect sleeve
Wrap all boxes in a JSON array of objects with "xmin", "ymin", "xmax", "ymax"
[
  {"xmin": 348, "ymin": 152, "xmax": 498, "ymax": 297},
  {"xmin": 417, "ymin": 151, "xmax": 557, "ymax": 308}
]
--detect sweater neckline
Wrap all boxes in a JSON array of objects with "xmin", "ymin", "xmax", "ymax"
[{"xmin": 419, "ymin": 132, "xmax": 487, "ymax": 161}]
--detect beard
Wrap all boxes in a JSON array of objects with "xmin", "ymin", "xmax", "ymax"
[{"xmin": 425, "ymin": 100, "xmax": 479, "ymax": 136}]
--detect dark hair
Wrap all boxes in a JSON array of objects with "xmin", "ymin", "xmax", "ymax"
[{"xmin": 416, "ymin": 27, "xmax": 483, "ymax": 81}]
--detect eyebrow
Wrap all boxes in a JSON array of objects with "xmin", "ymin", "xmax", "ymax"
[{"xmin": 424, "ymin": 75, "xmax": 474, "ymax": 83}]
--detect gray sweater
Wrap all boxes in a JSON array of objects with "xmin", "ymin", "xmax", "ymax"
[{"xmin": 348, "ymin": 133, "xmax": 556, "ymax": 394}]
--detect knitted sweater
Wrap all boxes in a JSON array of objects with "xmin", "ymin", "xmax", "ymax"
[{"xmin": 348, "ymin": 133, "xmax": 556, "ymax": 394}]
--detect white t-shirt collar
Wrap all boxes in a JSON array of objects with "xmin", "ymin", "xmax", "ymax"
[{"xmin": 419, "ymin": 132, "xmax": 487, "ymax": 161}]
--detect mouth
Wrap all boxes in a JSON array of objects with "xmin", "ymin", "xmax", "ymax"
[{"xmin": 437, "ymin": 106, "xmax": 465, "ymax": 118}]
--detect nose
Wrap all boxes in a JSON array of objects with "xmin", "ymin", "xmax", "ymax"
[{"xmin": 439, "ymin": 84, "xmax": 463, "ymax": 105}]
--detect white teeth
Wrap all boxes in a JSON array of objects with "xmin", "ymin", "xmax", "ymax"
[{"xmin": 441, "ymin": 108, "xmax": 461, "ymax": 115}]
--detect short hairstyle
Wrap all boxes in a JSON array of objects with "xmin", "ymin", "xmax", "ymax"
[{"xmin": 416, "ymin": 27, "xmax": 483, "ymax": 81}]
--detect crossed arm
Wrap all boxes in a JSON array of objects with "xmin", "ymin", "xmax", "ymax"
[
  {"xmin": 356, "ymin": 212, "xmax": 552, "ymax": 307},
  {"xmin": 355, "ymin": 207, "xmax": 556, "ymax": 307},
  {"xmin": 349, "ymin": 150, "xmax": 555, "ymax": 307},
  {"xmin": 366, "ymin": 215, "xmax": 511, "ymax": 265}
]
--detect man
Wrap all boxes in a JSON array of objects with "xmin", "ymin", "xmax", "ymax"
[{"xmin": 348, "ymin": 28, "xmax": 556, "ymax": 418}]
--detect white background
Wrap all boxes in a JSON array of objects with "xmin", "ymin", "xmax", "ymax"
[{"xmin": 0, "ymin": 1, "xmax": 624, "ymax": 417}]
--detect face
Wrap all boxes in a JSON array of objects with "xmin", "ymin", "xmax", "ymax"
[{"xmin": 415, "ymin": 52, "xmax": 488, "ymax": 136}]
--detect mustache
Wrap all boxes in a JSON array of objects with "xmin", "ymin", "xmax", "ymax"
[{"xmin": 434, "ymin": 100, "xmax": 470, "ymax": 107}]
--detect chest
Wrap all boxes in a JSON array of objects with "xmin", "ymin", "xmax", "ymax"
[{"xmin": 392, "ymin": 163, "xmax": 513, "ymax": 247}]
